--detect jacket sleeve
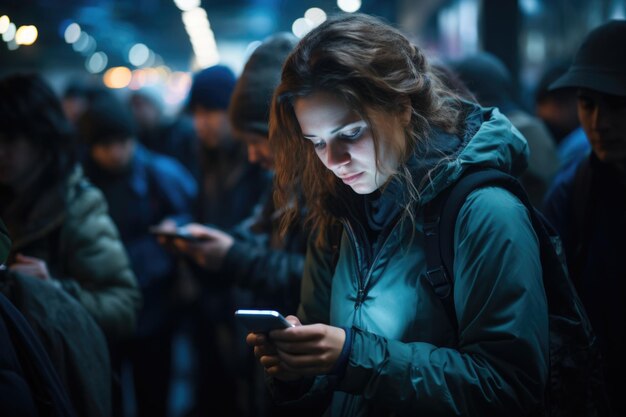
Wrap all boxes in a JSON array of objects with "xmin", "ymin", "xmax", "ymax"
[
  {"xmin": 336, "ymin": 187, "xmax": 549, "ymax": 416},
  {"xmin": 267, "ymin": 232, "xmax": 338, "ymax": 408},
  {"xmin": 221, "ymin": 240, "xmax": 304, "ymax": 297},
  {"xmin": 57, "ymin": 185, "xmax": 141, "ymax": 342}
]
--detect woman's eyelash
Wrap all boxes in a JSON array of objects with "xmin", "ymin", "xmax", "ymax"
[{"xmin": 341, "ymin": 127, "xmax": 363, "ymax": 139}]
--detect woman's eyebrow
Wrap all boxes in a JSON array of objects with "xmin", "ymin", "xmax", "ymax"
[{"xmin": 302, "ymin": 120, "xmax": 364, "ymax": 138}]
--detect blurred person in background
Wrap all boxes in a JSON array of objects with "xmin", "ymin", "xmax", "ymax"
[
  {"xmin": 1, "ymin": 218, "xmax": 79, "ymax": 417},
  {"xmin": 0, "ymin": 73, "xmax": 141, "ymax": 415},
  {"xmin": 170, "ymin": 64, "xmax": 272, "ymax": 417},
  {"xmin": 79, "ymin": 92, "xmax": 197, "ymax": 417},
  {"xmin": 1, "ymin": 215, "xmax": 112, "ymax": 417},
  {"xmin": 168, "ymin": 33, "xmax": 310, "ymax": 417},
  {"xmin": 61, "ymin": 81, "xmax": 110, "ymax": 126},
  {"xmin": 187, "ymin": 64, "xmax": 271, "ymax": 228},
  {"xmin": 543, "ymin": 20, "xmax": 626, "ymax": 416},
  {"xmin": 0, "ymin": 73, "xmax": 140, "ymax": 342},
  {"xmin": 535, "ymin": 63, "xmax": 591, "ymax": 172},
  {"xmin": 129, "ymin": 88, "xmax": 200, "ymax": 179},
  {"xmin": 453, "ymin": 52, "xmax": 560, "ymax": 206}
]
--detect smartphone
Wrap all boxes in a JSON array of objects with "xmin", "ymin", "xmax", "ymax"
[
  {"xmin": 149, "ymin": 226, "xmax": 209, "ymax": 242},
  {"xmin": 234, "ymin": 309, "xmax": 294, "ymax": 333}
]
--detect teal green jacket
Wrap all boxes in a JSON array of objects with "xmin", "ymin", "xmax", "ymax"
[{"xmin": 277, "ymin": 108, "xmax": 549, "ymax": 416}]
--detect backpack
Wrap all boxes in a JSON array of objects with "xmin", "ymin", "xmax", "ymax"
[{"xmin": 422, "ymin": 168, "xmax": 610, "ymax": 417}]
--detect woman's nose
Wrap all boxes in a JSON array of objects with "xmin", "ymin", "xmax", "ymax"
[{"xmin": 325, "ymin": 140, "xmax": 350, "ymax": 169}]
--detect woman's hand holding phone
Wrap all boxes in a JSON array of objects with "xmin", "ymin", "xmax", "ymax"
[{"xmin": 247, "ymin": 315, "xmax": 346, "ymax": 380}]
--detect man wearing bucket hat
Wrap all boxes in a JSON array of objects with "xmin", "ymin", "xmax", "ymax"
[{"xmin": 543, "ymin": 20, "xmax": 626, "ymax": 416}]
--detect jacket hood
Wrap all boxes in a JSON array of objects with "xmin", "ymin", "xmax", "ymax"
[{"xmin": 414, "ymin": 104, "xmax": 529, "ymax": 205}]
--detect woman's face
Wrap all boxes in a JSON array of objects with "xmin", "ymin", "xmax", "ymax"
[{"xmin": 294, "ymin": 92, "xmax": 404, "ymax": 195}]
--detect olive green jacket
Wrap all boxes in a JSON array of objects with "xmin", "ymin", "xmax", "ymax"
[
  {"xmin": 8, "ymin": 167, "xmax": 141, "ymax": 341},
  {"xmin": 276, "ymin": 107, "xmax": 549, "ymax": 416}
]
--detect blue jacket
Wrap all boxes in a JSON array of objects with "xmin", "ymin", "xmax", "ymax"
[{"xmin": 84, "ymin": 144, "xmax": 197, "ymax": 335}]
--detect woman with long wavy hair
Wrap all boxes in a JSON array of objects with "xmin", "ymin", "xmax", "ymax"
[{"xmin": 247, "ymin": 14, "xmax": 549, "ymax": 417}]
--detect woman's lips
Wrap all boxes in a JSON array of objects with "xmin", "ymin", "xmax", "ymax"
[{"xmin": 340, "ymin": 172, "xmax": 363, "ymax": 184}]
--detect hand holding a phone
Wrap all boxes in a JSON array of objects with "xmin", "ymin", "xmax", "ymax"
[
  {"xmin": 171, "ymin": 223, "xmax": 234, "ymax": 271},
  {"xmin": 247, "ymin": 315, "xmax": 346, "ymax": 379}
]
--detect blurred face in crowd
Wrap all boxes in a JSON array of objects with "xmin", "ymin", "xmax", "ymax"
[
  {"xmin": 0, "ymin": 136, "xmax": 43, "ymax": 189},
  {"xmin": 536, "ymin": 92, "xmax": 580, "ymax": 142},
  {"xmin": 90, "ymin": 138, "xmax": 136, "ymax": 173},
  {"xmin": 62, "ymin": 96, "xmax": 88, "ymax": 125},
  {"xmin": 577, "ymin": 88, "xmax": 626, "ymax": 165},
  {"xmin": 294, "ymin": 92, "xmax": 404, "ymax": 195},
  {"xmin": 234, "ymin": 129, "xmax": 273, "ymax": 170},
  {"xmin": 192, "ymin": 106, "xmax": 230, "ymax": 150},
  {"xmin": 130, "ymin": 95, "xmax": 161, "ymax": 131}
]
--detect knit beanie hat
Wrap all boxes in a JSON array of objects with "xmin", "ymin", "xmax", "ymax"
[
  {"xmin": 550, "ymin": 20, "xmax": 626, "ymax": 96},
  {"xmin": 188, "ymin": 64, "xmax": 236, "ymax": 111},
  {"xmin": 229, "ymin": 32, "xmax": 298, "ymax": 135},
  {"xmin": 78, "ymin": 94, "xmax": 135, "ymax": 145},
  {"xmin": 452, "ymin": 52, "xmax": 516, "ymax": 110}
]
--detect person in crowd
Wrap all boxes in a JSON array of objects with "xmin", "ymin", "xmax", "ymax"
[
  {"xmin": 170, "ymin": 64, "xmax": 272, "ymax": 417},
  {"xmin": 187, "ymin": 64, "xmax": 271, "ymax": 228},
  {"xmin": 129, "ymin": 88, "xmax": 200, "ymax": 178},
  {"xmin": 535, "ymin": 63, "xmax": 590, "ymax": 171},
  {"xmin": 0, "ymin": 73, "xmax": 140, "ymax": 343},
  {"xmin": 169, "ymin": 32, "xmax": 306, "ymax": 417},
  {"xmin": 543, "ymin": 20, "xmax": 626, "ymax": 417},
  {"xmin": 78, "ymin": 93, "xmax": 197, "ymax": 417},
  {"xmin": 247, "ymin": 14, "xmax": 549, "ymax": 416},
  {"xmin": 452, "ymin": 52, "xmax": 559, "ymax": 206},
  {"xmin": 61, "ymin": 81, "xmax": 109, "ymax": 126},
  {"xmin": 1, "ymin": 246, "xmax": 112, "ymax": 417}
]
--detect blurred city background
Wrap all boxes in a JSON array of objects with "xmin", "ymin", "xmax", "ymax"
[{"xmin": 2, "ymin": 0, "xmax": 624, "ymax": 114}]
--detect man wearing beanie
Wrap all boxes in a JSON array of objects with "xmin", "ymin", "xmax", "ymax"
[
  {"xmin": 174, "ymin": 64, "xmax": 273, "ymax": 417},
  {"xmin": 187, "ymin": 64, "xmax": 271, "ymax": 229},
  {"xmin": 79, "ymin": 93, "xmax": 197, "ymax": 417},
  {"xmin": 167, "ymin": 33, "xmax": 319, "ymax": 417},
  {"xmin": 543, "ymin": 20, "xmax": 626, "ymax": 416}
]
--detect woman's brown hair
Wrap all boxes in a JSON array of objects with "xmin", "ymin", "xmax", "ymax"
[{"xmin": 270, "ymin": 13, "xmax": 464, "ymax": 246}]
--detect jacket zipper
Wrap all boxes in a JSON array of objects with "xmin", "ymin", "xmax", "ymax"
[{"xmin": 342, "ymin": 217, "xmax": 403, "ymax": 309}]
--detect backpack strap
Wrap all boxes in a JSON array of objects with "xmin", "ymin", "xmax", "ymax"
[{"xmin": 423, "ymin": 168, "xmax": 537, "ymax": 332}]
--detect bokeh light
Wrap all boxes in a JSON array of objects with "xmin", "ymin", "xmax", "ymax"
[
  {"xmin": 337, "ymin": 0, "xmax": 362, "ymax": 13},
  {"xmin": 305, "ymin": 8, "xmax": 327, "ymax": 26},
  {"xmin": 103, "ymin": 66, "xmax": 133, "ymax": 89},
  {"xmin": 64, "ymin": 22, "xmax": 81, "ymax": 44},
  {"xmin": 86, "ymin": 52, "xmax": 108, "ymax": 74},
  {"xmin": 292, "ymin": 18, "xmax": 314, "ymax": 38},
  {"xmin": 129, "ymin": 43, "xmax": 150, "ymax": 66},
  {"xmin": 2, "ymin": 22, "xmax": 16, "ymax": 42},
  {"xmin": 0, "ymin": 16, "xmax": 10, "ymax": 34},
  {"xmin": 15, "ymin": 25, "xmax": 38, "ymax": 45}
]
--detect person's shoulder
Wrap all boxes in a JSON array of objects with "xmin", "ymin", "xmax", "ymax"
[
  {"xmin": 139, "ymin": 145, "xmax": 194, "ymax": 181},
  {"xmin": 464, "ymin": 186, "xmax": 528, "ymax": 216},
  {"xmin": 458, "ymin": 185, "xmax": 532, "ymax": 236},
  {"xmin": 63, "ymin": 168, "xmax": 109, "ymax": 219}
]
